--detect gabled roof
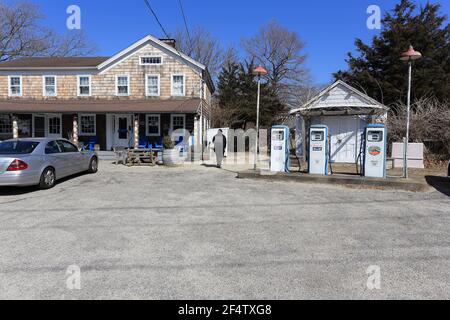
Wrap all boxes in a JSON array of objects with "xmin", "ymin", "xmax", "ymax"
[
  {"xmin": 0, "ymin": 34, "xmax": 215, "ymax": 92},
  {"xmin": 290, "ymin": 80, "xmax": 388, "ymax": 115},
  {"xmin": 97, "ymin": 34, "xmax": 207, "ymax": 71}
]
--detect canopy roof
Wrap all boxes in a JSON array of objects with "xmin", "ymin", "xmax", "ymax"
[{"xmin": 290, "ymin": 80, "xmax": 388, "ymax": 116}]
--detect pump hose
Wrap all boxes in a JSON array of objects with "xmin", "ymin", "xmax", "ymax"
[
  {"xmin": 356, "ymin": 131, "xmax": 366, "ymax": 176},
  {"xmin": 328, "ymin": 135, "xmax": 333, "ymax": 175},
  {"xmin": 288, "ymin": 135, "xmax": 301, "ymax": 173}
]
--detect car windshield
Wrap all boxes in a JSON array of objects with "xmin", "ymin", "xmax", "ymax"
[{"xmin": 0, "ymin": 141, "xmax": 40, "ymax": 155}]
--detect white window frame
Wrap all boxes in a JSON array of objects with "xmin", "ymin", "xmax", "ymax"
[
  {"xmin": 145, "ymin": 114, "xmax": 161, "ymax": 137},
  {"xmin": 171, "ymin": 74, "xmax": 186, "ymax": 97},
  {"xmin": 0, "ymin": 114, "xmax": 12, "ymax": 134},
  {"xmin": 78, "ymin": 114, "xmax": 97, "ymax": 136},
  {"xmin": 77, "ymin": 75, "xmax": 92, "ymax": 97},
  {"xmin": 8, "ymin": 75, "xmax": 22, "ymax": 97},
  {"xmin": 115, "ymin": 74, "xmax": 130, "ymax": 96},
  {"xmin": 145, "ymin": 74, "xmax": 160, "ymax": 97},
  {"xmin": 170, "ymin": 114, "xmax": 186, "ymax": 133},
  {"xmin": 42, "ymin": 75, "xmax": 57, "ymax": 97},
  {"xmin": 139, "ymin": 55, "xmax": 163, "ymax": 66}
]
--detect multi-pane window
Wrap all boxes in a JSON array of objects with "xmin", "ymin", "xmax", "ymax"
[
  {"xmin": 79, "ymin": 114, "xmax": 96, "ymax": 135},
  {"xmin": 171, "ymin": 115, "xmax": 185, "ymax": 132},
  {"xmin": 171, "ymin": 75, "xmax": 185, "ymax": 96},
  {"xmin": 140, "ymin": 56, "xmax": 162, "ymax": 65},
  {"xmin": 146, "ymin": 114, "xmax": 160, "ymax": 136},
  {"xmin": 146, "ymin": 75, "xmax": 160, "ymax": 96},
  {"xmin": 78, "ymin": 76, "xmax": 91, "ymax": 96},
  {"xmin": 48, "ymin": 117, "xmax": 61, "ymax": 135},
  {"xmin": 9, "ymin": 76, "xmax": 22, "ymax": 96},
  {"xmin": 43, "ymin": 76, "xmax": 57, "ymax": 96},
  {"xmin": 116, "ymin": 75, "xmax": 129, "ymax": 96},
  {"xmin": 0, "ymin": 115, "xmax": 12, "ymax": 134}
]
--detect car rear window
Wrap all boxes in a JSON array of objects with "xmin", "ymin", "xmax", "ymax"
[{"xmin": 0, "ymin": 141, "xmax": 40, "ymax": 154}]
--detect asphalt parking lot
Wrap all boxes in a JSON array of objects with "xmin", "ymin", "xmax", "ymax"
[{"xmin": 0, "ymin": 161, "xmax": 449, "ymax": 299}]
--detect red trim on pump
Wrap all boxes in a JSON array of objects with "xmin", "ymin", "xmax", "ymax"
[{"xmin": 7, "ymin": 159, "xmax": 29, "ymax": 172}]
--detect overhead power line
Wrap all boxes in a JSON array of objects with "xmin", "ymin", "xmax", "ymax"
[
  {"xmin": 143, "ymin": 0, "xmax": 171, "ymax": 39},
  {"xmin": 177, "ymin": 0, "xmax": 193, "ymax": 52}
]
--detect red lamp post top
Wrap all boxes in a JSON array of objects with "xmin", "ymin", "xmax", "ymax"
[
  {"xmin": 400, "ymin": 45, "xmax": 422, "ymax": 62},
  {"xmin": 253, "ymin": 66, "xmax": 268, "ymax": 75}
]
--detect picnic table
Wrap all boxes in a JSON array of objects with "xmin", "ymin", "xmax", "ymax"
[{"xmin": 121, "ymin": 148, "xmax": 163, "ymax": 167}]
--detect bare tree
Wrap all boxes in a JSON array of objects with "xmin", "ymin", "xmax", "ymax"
[
  {"xmin": 242, "ymin": 20, "xmax": 309, "ymax": 105},
  {"xmin": 0, "ymin": 1, "xmax": 95, "ymax": 61},
  {"xmin": 389, "ymin": 98, "xmax": 450, "ymax": 159},
  {"xmin": 172, "ymin": 26, "xmax": 223, "ymax": 79}
]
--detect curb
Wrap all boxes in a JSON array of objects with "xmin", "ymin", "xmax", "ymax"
[{"xmin": 237, "ymin": 170, "xmax": 433, "ymax": 192}]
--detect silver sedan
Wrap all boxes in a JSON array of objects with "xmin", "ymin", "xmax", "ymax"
[{"xmin": 0, "ymin": 138, "xmax": 98, "ymax": 189}]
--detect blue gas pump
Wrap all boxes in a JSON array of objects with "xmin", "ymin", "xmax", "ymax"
[
  {"xmin": 363, "ymin": 124, "xmax": 388, "ymax": 178},
  {"xmin": 309, "ymin": 125, "xmax": 329, "ymax": 175},
  {"xmin": 270, "ymin": 126, "xmax": 290, "ymax": 173}
]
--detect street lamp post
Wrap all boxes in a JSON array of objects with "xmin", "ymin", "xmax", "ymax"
[
  {"xmin": 400, "ymin": 45, "xmax": 422, "ymax": 179},
  {"xmin": 253, "ymin": 66, "xmax": 268, "ymax": 171}
]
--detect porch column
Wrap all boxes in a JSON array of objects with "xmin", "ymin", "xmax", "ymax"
[
  {"xmin": 72, "ymin": 114, "xmax": 79, "ymax": 146},
  {"xmin": 134, "ymin": 114, "xmax": 139, "ymax": 149},
  {"xmin": 12, "ymin": 115, "xmax": 19, "ymax": 139}
]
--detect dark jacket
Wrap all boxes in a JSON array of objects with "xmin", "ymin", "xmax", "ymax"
[{"xmin": 213, "ymin": 133, "xmax": 227, "ymax": 153}]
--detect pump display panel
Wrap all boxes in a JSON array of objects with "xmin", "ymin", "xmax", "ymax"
[
  {"xmin": 367, "ymin": 131, "xmax": 383, "ymax": 142},
  {"xmin": 311, "ymin": 131, "xmax": 324, "ymax": 141}
]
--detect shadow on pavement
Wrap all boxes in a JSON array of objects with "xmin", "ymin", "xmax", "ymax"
[
  {"xmin": 0, "ymin": 172, "xmax": 89, "ymax": 196},
  {"xmin": 425, "ymin": 176, "xmax": 450, "ymax": 197}
]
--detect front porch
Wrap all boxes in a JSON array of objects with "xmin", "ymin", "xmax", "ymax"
[{"xmin": 0, "ymin": 112, "xmax": 200, "ymax": 151}]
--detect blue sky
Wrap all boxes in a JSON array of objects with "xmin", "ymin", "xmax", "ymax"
[{"xmin": 30, "ymin": 0, "xmax": 449, "ymax": 84}]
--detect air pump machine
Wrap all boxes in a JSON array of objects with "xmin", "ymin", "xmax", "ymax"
[
  {"xmin": 309, "ymin": 125, "xmax": 329, "ymax": 175},
  {"xmin": 363, "ymin": 124, "xmax": 387, "ymax": 178},
  {"xmin": 270, "ymin": 126, "xmax": 290, "ymax": 173}
]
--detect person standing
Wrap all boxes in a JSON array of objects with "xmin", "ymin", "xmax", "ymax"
[{"xmin": 212, "ymin": 129, "xmax": 227, "ymax": 168}]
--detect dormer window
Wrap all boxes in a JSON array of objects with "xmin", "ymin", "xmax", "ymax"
[{"xmin": 140, "ymin": 56, "xmax": 163, "ymax": 65}]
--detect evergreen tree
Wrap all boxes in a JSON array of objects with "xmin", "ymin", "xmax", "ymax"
[
  {"xmin": 217, "ymin": 60, "xmax": 285, "ymax": 128},
  {"xmin": 334, "ymin": 0, "xmax": 449, "ymax": 106}
]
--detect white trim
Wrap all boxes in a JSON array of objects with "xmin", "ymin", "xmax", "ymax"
[
  {"xmin": 77, "ymin": 75, "xmax": 92, "ymax": 97},
  {"xmin": 139, "ymin": 55, "xmax": 163, "ymax": 66},
  {"xmin": 290, "ymin": 80, "xmax": 388, "ymax": 114},
  {"xmin": 97, "ymin": 35, "xmax": 206, "ymax": 72},
  {"xmin": 42, "ymin": 75, "xmax": 57, "ymax": 97},
  {"xmin": 8, "ymin": 75, "xmax": 22, "ymax": 97},
  {"xmin": 46, "ymin": 114, "xmax": 62, "ymax": 138},
  {"xmin": 170, "ymin": 114, "xmax": 186, "ymax": 133},
  {"xmin": 145, "ymin": 74, "xmax": 160, "ymax": 97},
  {"xmin": 145, "ymin": 114, "xmax": 161, "ymax": 137},
  {"xmin": 171, "ymin": 73, "xmax": 186, "ymax": 97},
  {"xmin": 115, "ymin": 74, "xmax": 130, "ymax": 96},
  {"xmin": 78, "ymin": 113, "xmax": 97, "ymax": 136}
]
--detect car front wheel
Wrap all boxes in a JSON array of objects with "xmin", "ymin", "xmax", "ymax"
[
  {"xmin": 88, "ymin": 157, "xmax": 98, "ymax": 174},
  {"xmin": 39, "ymin": 167, "xmax": 56, "ymax": 189}
]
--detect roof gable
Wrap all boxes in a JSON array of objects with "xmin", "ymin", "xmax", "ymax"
[
  {"xmin": 98, "ymin": 34, "xmax": 206, "ymax": 73},
  {"xmin": 291, "ymin": 80, "xmax": 387, "ymax": 114}
]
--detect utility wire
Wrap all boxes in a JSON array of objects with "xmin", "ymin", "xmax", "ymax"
[
  {"xmin": 177, "ymin": 0, "xmax": 193, "ymax": 52},
  {"xmin": 143, "ymin": 0, "xmax": 171, "ymax": 39}
]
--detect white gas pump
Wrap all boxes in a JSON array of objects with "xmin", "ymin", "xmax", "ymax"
[
  {"xmin": 364, "ymin": 124, "xmax": 387, "ymax": 178},
  {"xmin": 309, "ymin": 125, "xmax": 329, "ymax": 175},
  {"xmin": 270, "ymin": 126, "xmax": 290, "ymax": 173}
]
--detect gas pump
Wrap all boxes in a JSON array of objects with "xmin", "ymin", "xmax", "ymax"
[
  {"xmin": 309, "ymin": 125, "xmax": 329, "ymax": 175},
  {"xmin": 270, "ymin": 126, "xmax": 290, "ymax": 173},
  {"xmin": 364, "ymin": 124, "xmax": 387, "ymax": 178}
]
